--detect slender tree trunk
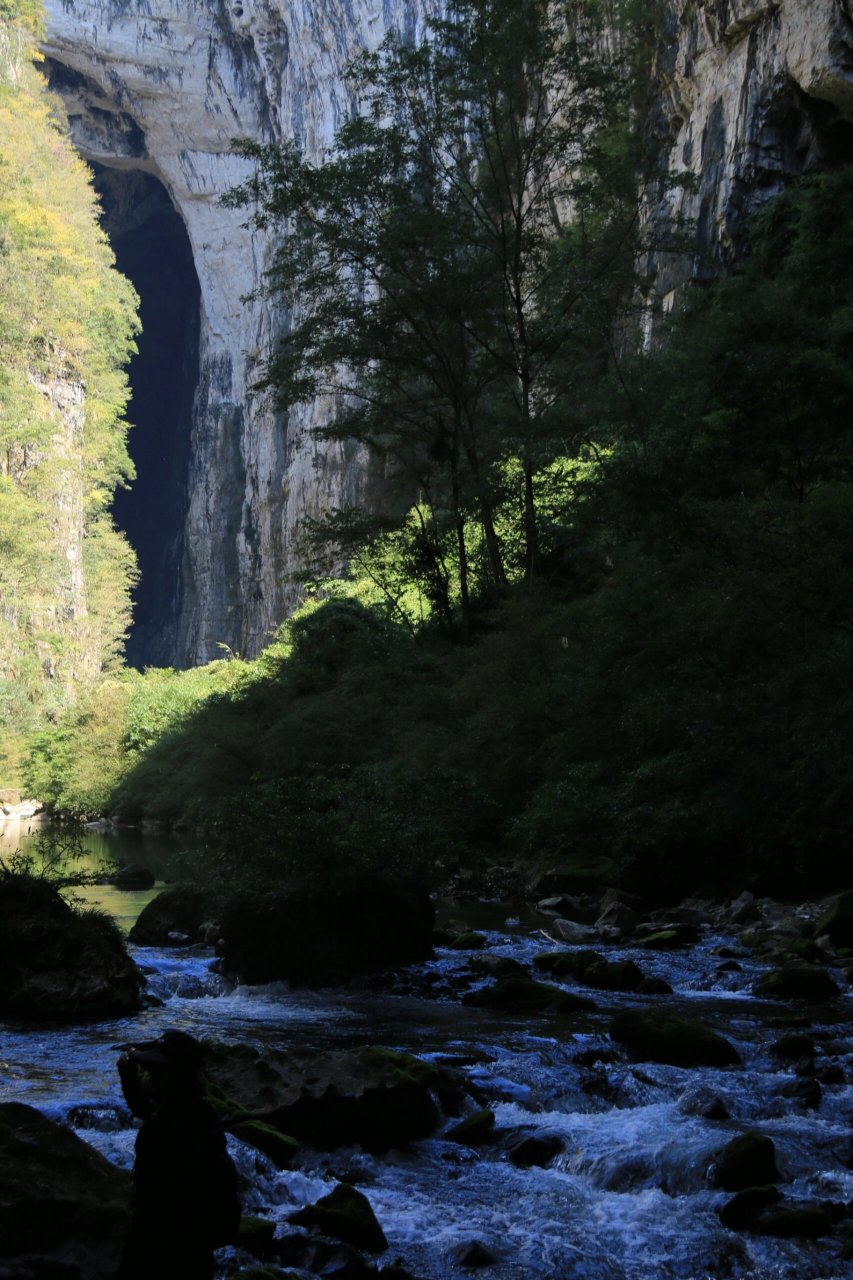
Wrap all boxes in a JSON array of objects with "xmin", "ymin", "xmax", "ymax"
[
  {"xmin": 458, "ymin": 419, "xmax": 507, "ymax": 589},
  {"xmin": 451, "ymin": 467, "xmax": 471, "ymax": 638},
  {"xmin": 521, "ymin": 377, "xmax": 539, "ymax": 585}
]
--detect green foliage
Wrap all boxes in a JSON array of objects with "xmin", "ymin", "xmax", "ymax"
[
  {"xmin": 230, "ymin": 0, "xmax": 657, "ymax": 629},
  {"xmin": 0, "ymin": 11, "xmax": 139, "ymax": 745},
  {"xmin": 0, "ymin": 825, "xmax": 111, "ymax": 891},
  {"xmin": 86, "ymin": 172, "xmax": 851, "ymax": 899}
]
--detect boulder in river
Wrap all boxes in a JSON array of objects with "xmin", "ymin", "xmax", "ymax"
[
  {"xmin": 219, "ymin": 879, "xmax": 434, "ymax": 985},
  {"xmin": 711, "ymin": 1132, "xmax": 780, "ymax": 1191},
  {"xmin": 461, "ymin": 976, "xmax": 595, "ymax": 1015},
  {"xmin": 0, "ymin": 874, "xmax": 143, "ymax": 1019},
  {"xmin": 815, "ymin": 889, "xmax": 853, "ymax": 949},
  {"xmin": 549, "ymin": 918, "xmax": 599, "ymax": 945},
  {"xmin": 204, "ymin": 1042, "xmax": 464, "ymax": 1153},
  {"xmin": 110, "ymin": 864, "xmax": 156, "ymax": 890},
  {"xmin": 445, "ymin": 1110, "xmax": 496, "ymax": 1146},
  {"xmin": 753, "ymin": 962, "xmax": 839, "ymax": 1001},
  {"xmin": 128, "ymin": 885, "xmax": 210, "ymax": 947},
  {"xmin": 610, "ymin": 1010, "xmax": 741, "ymax": 1068},
  {"xmin": 719, "ymin": 1186, "xmax": 782, "ymax": 1230},
  {"xmin": 290, "ymin": 1183, "xmax": 388, "ymax": 1253},
  {"xmin": 507, "ymin": 1132, "xmax": 565, "ymax": 1168},
  {"xmin": 0, "ymin": 1102, "xmax": 131, "ymax": 1279}
]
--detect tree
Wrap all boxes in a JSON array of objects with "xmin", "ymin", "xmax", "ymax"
[
  {"xmin": 0, "ymin": 5, "xmax": 139, "ymax": 753},
  {"xmin": 230, "ymin": 0, "xmax": 650, "ymax": 628}
]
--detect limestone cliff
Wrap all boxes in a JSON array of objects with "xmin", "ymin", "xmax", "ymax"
[{"xmin": 41, "ymin": 0, "xmax": 853, "ymax": 665}]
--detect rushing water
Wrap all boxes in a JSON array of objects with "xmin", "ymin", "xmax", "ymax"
[{"xmin": 1, "ymin": 832, "xmax": 851, "ymax": 1280}]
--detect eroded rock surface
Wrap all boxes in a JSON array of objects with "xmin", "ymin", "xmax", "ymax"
[{"xmin": 41, "ymin": 0, "xmax": 853, "ymax": 662}]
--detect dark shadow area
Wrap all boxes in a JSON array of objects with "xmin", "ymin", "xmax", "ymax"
[{"xmin": 93, "ymin": 165, "xmax": 200, "ymax": 669}]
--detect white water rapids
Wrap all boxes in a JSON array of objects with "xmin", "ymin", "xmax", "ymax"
[{"xmin": 1, "ymin": 888, "xmax": 851, "ymax": 1280}]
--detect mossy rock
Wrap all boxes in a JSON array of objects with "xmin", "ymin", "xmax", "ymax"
[
  {"xmin": 237, "ymin": 1216, "xmax": 278, "ymax": 1259},
  {"xmin": 128, "ymin": 885, "xmax": 210, "ymax": 946},
  {"xmin": 815, "ymin": 889, "xmax": 853, "ymax": 948},
  {"xmin": 204, "ymin": 1042, "xmax": 461, "ymax": 1153},
  {"xmin": 0, "ymin": 1103, "xmax": 131, "ymax": 1278},
  {"xmin": 712, "ymin": 1132, "xmax": 779, "ymax": 1191},
  {"xmin": 719, "ymin": 1186, "xmax": 782, "ymax": 1230},
  {"xmin": 610, "ymin": 1010, "xmax": 741, "ymax": 1068},
  {"xmin": 445, "ymin": 1110, "xmax": 496, "ymax": 1146},
  {"xmin": 753, "ymin": 962, "xmax": 839, "ymax": 1001},
  {"xmin": 462, "ymin": 976, "xmax": 595, "ymax": 1015},
  {"xmin": 469, "ymin": 954, "xmax": 527, "ymax": 978},
  {"xmin": 290, "ymin": 1183, "xmax": 387, "ymax": 1253},
  {"xmin": 0, "ymin": 875, "xmax": 143, "ymax": 1020},
  {"xmin": 448, "ymin": 932, "xmax": 488, "ymax": 951},
  {"xmin": 229, "ymin": 1120, "xmax": 299, "ymax": 1169}
]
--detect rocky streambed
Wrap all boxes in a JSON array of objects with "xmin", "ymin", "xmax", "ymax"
[{"xmin": 1, "ymin": 884, "xmax": 852, "ymax": 1280}]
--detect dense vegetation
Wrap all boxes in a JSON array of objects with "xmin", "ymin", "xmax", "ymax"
[
  {"xmin": 14, "ymin": 0, "xmax": 853, "ymax": 903},
  {"xmin": 0, "ymin": 2, "xmax": 139, "ymax": 781},
  {"xmin": 26, "ymin": 164, "xmax": 853, "ymax": 900}
]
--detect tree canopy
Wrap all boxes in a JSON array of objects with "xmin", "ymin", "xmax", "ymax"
[{"xmin": 0, "ymin": 7, "xmax": 139, "ymax": 777}]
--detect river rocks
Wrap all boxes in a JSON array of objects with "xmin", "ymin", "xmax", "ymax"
[
  {"xmin": 507, "ymin": 1132, "xmax": 565, "ymax": 1168},
  {"xmin": 290, "ymin": 1184, "xmax": 387, "ymax": 1253},
  {"xmin": 229, "ymin": 1119, "xmax": 300, "ymax": 1168},
  {"xmin": 446, "ymin": 1111, "xmax": 496, "ymax": 1146},
  {"xmin": 220, "ymin": 880, "xmax": 434, "ymax": 986},
  {"xmin": 719, "ymin": 1186, "xmax": 782, "ymax": 1230},
  {"xmin": 636, "ymin": 923, "xmax": 701, "ymax": 949},
  {"xmin": 533, "ymin": 950, "xmax": 592, "ymax": 977},
  {"xmin": 754, "ymin": 1205, "xmax": 833, "ymax": 1239},
  {"xmin": 461, "ymin": 976, "xmax": 595, "ymax": 1015},
  {"xmin": 815, "ymin": 889, "xmax": 853, "ymax": 949},
  {"xmin": 594, "ymin": 900, "xmax": 638, "ymax": 941},
  {"xmin": 0, "ymin": 1103, "xmax": 131, "ymax": 1279},
  {"xmin": 0, "ymin": 791, "xmax": 42, "ymax": 820},
  {"xmin": 711, "ymin": 1133, "xmax": 780, "ymax": 1191},
  {"xmin": 0, "ymin": 874, "xmax": 143, "ymax": 1019},
  {"xmin": 549, "ymin": 918, "xmax": 599, "ymax": 945},
  {"xmin": 610, "ymin": 1011, "xmax": 741, "ymax": 1068},
  {"xmin": 455, "ymin": 1241, "xmax": 497, "ymax": 1268},
  {"xmin": 204, "ymin": 1043, "xmax": 462, "ymax": 1153},
  {"xmin": 128, "ymin": 885, "xmax": 211, "ymax": 946},
  {"xmin": 448, "ymin": 932, "xmax": 488, "ymax": 951},
  {"xmin": 582, "ymin": 959, "xmax": 645, "ymax": 992},
  {"xmin": 468, "ymin": 955, "xmax": 528, "ymax": 979},
  {"xmin": 110, "ymin": 864, "xmax": 155, "ymax": 890},
  {"xmin": 237, "ymin": 1215, "xmax": 278, "ymax": 1259},
  {"xmin": 726, "ymin": 892, "xmax": 760, "ymax": 926},
  {"xmin": 753, "ymin": 962, "xmax": 840, "ymax": 1000}
]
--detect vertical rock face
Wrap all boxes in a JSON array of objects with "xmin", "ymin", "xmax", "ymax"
[
  {"xmin": 41, "ymin": 0, "xmax": 853, "ymax": 665},
  {"xmin": 43, "ymin": 0, "xmax": 429, "ymax": 665},
  {"xmin": 648, "ymin": 0, "xmax": 853, "ymax": 300}
]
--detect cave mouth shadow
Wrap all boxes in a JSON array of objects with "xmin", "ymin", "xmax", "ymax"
[{"xmin": 93, "ymin": 164, "xmax": 200, "ymax": 670}]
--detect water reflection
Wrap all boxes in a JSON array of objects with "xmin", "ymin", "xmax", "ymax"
[{"xmin": 0, "ymin": 819, "xmax": 208, "ymax": 931}]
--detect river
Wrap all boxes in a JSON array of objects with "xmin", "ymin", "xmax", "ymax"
[{"xmin": 1, "ymin": 825, "xmax": 851, "ymax": 1279}]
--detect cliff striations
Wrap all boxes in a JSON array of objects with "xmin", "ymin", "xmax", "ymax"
[{"xmin": 41, "ymin": 0, "xmax": 853, "ymax": 665}]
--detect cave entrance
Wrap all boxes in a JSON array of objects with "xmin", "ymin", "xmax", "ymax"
[{"xmin": 92, "ymin": 165, "xmax": 200, "ymax": 670}]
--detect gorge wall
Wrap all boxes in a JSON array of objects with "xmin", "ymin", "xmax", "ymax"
[{"xmin": 41, "ymin": 0, "xmax": 853, "ymax": 666}]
